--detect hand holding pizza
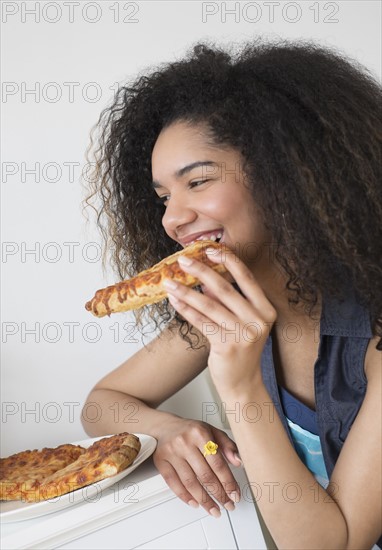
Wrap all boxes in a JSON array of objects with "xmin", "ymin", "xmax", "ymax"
[{"xmin": 163, "ymin": 247, "xmax": 277, "ymax": 396}]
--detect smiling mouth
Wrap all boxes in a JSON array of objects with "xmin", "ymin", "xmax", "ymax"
[{"xmin": 188, "ymin": 230, "xmax": 223, "ymax": 246}]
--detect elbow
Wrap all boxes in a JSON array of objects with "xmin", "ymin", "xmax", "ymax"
[{"xmin": 81, "ymin": 389, "xmax": 103, "ymax": 437}]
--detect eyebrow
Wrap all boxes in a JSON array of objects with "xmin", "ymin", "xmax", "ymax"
[{"xmin": 152, "ymin": 160, "xmax": 218, "ymax": 189}]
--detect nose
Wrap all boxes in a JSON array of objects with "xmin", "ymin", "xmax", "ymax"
[{"xmin": 161, "ymin": 194, "xmax": 197, "ymax": 238}]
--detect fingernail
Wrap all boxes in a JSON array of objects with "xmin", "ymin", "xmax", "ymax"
[
  {"xmin": 177, "ymin": 255, "xmax": 193, "ymax": 266},
  {"xmin": 209, "ymin": 507, "xmax": 221, "ymax": 518},
  {"xmin": 234, "ymin": 453, "xmax": 242, "ymax": 465},
  {"xmin": 163, "ymin": 279, "xmax": 177, "ymax": 290},
  {"xmin": 205, "ymin": 247, "xmax": 219, "ymax": 256},
  {"xmin": 224, "ymin": 501, "xmax": 235, "ymax": 512},
  {"xmin": 188, "ymin": 499, "xmax": 199, "ymax": 508},
  {"xmin": 228, "ymin": 491, "xmax": 241, "ymax": 503}
]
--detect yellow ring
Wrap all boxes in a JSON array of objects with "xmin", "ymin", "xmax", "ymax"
[{"xmin": 203, "ymin": 441, "xmax": 218, "ymax": 457}]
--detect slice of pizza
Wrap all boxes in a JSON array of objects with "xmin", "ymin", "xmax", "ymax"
[
  {"xmin": 85, "ymin": 239, "xmax": 227, "ymax": 317},
  {"xmin": 24, "ymin": 433, "xmax": 141, "ymax": 502},
  {"xmin": 0, "ymin": 444, "xmax": 86, "ymax": 501}
]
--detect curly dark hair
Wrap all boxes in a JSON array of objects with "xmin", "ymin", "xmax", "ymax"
[{"xmin": 85, "ymin": 38, "xmax": 382, "ymax": 349}]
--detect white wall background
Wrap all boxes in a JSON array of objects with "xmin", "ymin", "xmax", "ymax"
[{"xmin": 1, "ymin": 0, "xmax": 381, "ymax": 456}]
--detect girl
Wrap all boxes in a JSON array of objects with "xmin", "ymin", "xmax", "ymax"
[{"xmin": 83, "ymin": 39, "xmax": 382, "ymax": 549}]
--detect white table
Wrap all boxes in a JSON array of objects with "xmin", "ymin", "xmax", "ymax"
[{"xmin": 1, "ymin": 457, "xmax": 269, "ymax": 549}]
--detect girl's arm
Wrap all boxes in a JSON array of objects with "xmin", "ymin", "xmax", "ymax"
[
  {"xmin": 165, "ymin": 252, "xmax": 381, "ymax": 549},
  {"xmin": 81, "ymin": 322, "xmax": 242, "ymax": 517},
  {"xmin": 222, "ymin": 344, "xmax": 381, "ymax": 549}
]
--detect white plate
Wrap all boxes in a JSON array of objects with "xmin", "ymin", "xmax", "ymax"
[{"xmin": 0, "ymin": 433, "xmax": 157, "ymax": 523}]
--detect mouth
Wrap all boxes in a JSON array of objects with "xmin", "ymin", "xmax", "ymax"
[{"xmin": 182, "ymin": 230, "xmax": 223, "ymax": 247}]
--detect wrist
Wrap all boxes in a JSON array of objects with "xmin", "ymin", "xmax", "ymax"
[
  {"xmin": 148, "ymin": 409, "xmax": 183, "ymax": 440},
  {"xmin": 211, "ymin": 363, "xmax": 265, "ymax": 402}
]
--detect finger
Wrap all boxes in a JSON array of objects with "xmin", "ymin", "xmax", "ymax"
[
  {"xmin": 205, "ymin": 248, "xmax": 277, "ymax": 319},
  {"xmin": 192, "ymin": 451, "xmax": 239, "ymax": 509},
  {"xmin": 202, "ymin": 269, "xmax": 235, "ymax": 290},
  {"xmin": 212, "ymin": 430, "xmax": 243, "ymax": 470},
  {"xmin": 200, "ymin": 433, "xmax": 241, "ymax": 499},
  {"xmin": 167, "ymin": 291, "xmax": 233, "ymax": 338},
  {"xmin": 222, "ymin": 447, "xmax": 243, "ymax": 469},
  {"xmin": 154, "ymin": 458, "xmax": 198, "ymax": 509},
  {"xmin": 168, "ymin": 457, "xmax": 224, "ymax": 516},
  {"xmin": 176, "ymin": 255, "xmax": 255, "ymax": 319},
  {"xmin": 210, "ymin": 433, "xmax": 242, "ymax": 503},
  {"xmin": 165, "ymin": 276, "xmax": 242, "ymax": 328},
  {"xmin": 166, "ymin": 272, "xmax": 263, "ymax": 343}
]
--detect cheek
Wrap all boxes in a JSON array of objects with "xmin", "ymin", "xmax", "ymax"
[
  {"xmin": 201, "ymin": 188, "xmax": 239, "ymax": 220},
  {"xmin": 202, "ymin": 201, "xmax": 232, "ymax": 220}
]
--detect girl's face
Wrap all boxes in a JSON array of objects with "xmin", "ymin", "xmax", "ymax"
[{"xmin": 151, "ymin": 121, "xmax": 272, "ymax": 273}]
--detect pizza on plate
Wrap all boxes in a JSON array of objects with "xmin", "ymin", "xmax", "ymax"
[
  {"xmin": 0, "ymin": 444, "xmax": 85, "ymax": 501},
  {"xmin": 85, "ymin": 239, "xmax": 227, "ymax": 317},
  {"xmin": 0, "ymin": 433, "xmax": 141, "ymax": 502}
]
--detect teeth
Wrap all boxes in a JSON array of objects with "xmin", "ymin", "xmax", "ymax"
[{"xmin": 187, "ymin": 232, "xmax": 223, "ymax": 246}]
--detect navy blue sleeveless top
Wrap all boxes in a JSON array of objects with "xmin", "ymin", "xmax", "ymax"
[{"xmin": 259, "ymin": 286, "xmax": 382, "ymax": 548}]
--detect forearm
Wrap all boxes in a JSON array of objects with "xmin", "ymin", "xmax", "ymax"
[
  {"xmin": 220, "ymin": 375, "xmax": 349, "ymax": 550},
  {"xmin": 81, "ymin": 388, "xmax": 181, "ymax": 439}
]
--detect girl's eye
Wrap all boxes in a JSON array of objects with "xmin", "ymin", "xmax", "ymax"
[
  {"xmin": 155, "ymin": 195, "xmax": 170, "ymax": 206},
  {"xmin": 189, "ymin": 179, "xmax": 209, "ymax": 188},
  {"xmin": 155, "ymin": 180, "xmax": 209, "ymax": 206}
]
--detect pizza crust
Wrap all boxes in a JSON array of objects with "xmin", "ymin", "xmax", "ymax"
[{"xmin": 85, "ymin": 240, "xmax": 227, "ymax": 318}]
